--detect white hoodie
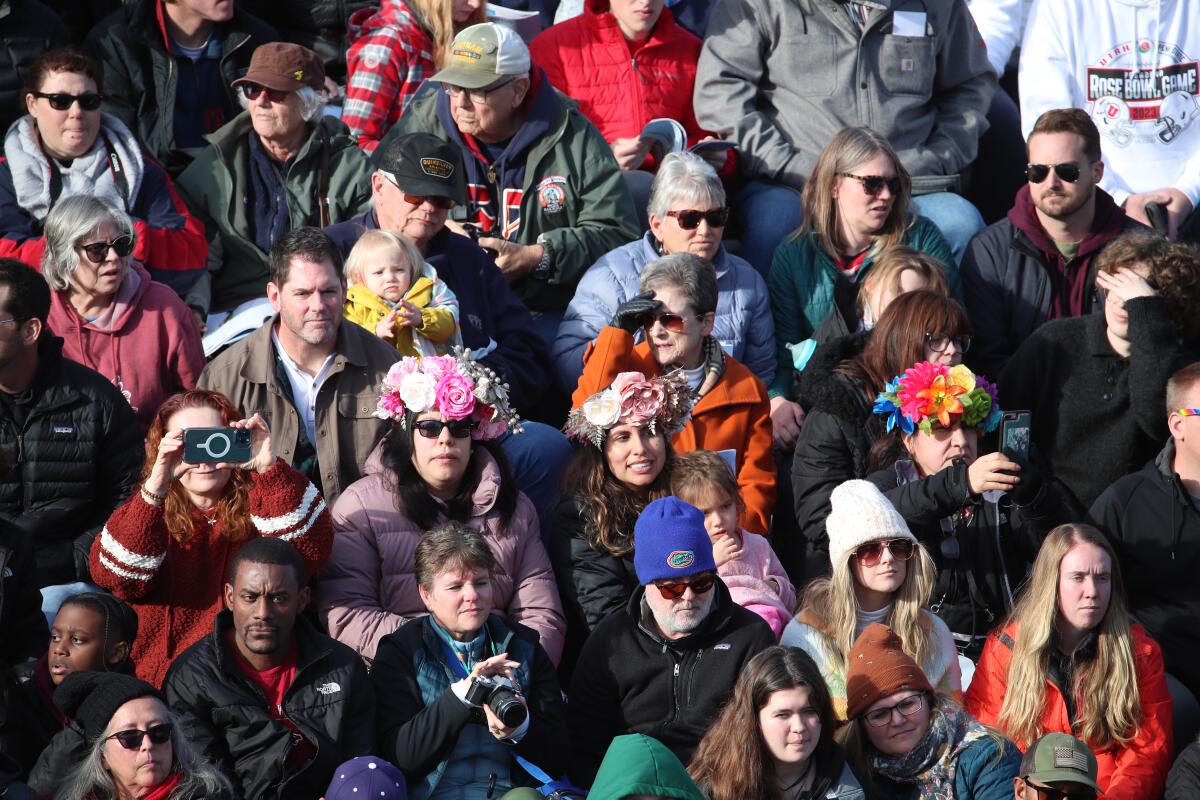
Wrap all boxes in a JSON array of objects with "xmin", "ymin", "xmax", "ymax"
[{"xmin": 1019, "ymin": 0, "xmax": 1200, "ymax": 206}]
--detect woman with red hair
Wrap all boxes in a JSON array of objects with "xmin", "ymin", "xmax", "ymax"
[{"xmin": 89, "ymin": 389, "xmax": 333, "ymax": 686}]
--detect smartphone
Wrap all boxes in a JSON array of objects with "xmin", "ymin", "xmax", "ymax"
[
  {"xmin": 183, "ymin": 427, "xmax": 252, "ymax": 464},
  {"xmin": 999, "ymin": 410, "xmax": 1032, "ymax": 463}
]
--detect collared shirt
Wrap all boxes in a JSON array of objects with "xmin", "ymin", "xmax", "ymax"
[{"xmin": 271, "ymin": 329, "xmax": 336, "ymax": 448}]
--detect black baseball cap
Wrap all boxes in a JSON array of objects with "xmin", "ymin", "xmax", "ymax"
[{"xmin": 374, "ymin": 132, "xmax": 466, "ymax": 206}]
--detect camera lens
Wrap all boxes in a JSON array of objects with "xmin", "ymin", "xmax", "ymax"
[
  {"xmin": 235, "ymin": 430, "xmax": 251, "ymax": 444},
  {"xmin": 488, "ymin": 687, "xmax": 527, "ymax": 728}
]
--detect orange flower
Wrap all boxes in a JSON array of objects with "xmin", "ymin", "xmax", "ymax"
[{"xmin": 916, "ymin": 374, "xmax": 966, "ymax": 428}]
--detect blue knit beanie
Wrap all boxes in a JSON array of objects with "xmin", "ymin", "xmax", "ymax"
[{"xmin": 633, "ymin": 497, "xmax": 718, "ymax": 585}]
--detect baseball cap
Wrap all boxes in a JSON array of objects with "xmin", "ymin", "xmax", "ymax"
[
  {"xmin": 325, "ymin": 757, "xmax": 407, "ymax": 800},
  {"xmin": 1020, "ymin": 733, "xmax": 1103, "ymax": 793},
  {"xmin": 430, "ymin": 23, "xmax": 531, "ymax": 90},
  {"xmin": 374, "ymin": 132, "xmax": 467, "ymax": 205},
  {"xmin": 233, "ymin": 42, "xmax": 325, "ymax": 92}
]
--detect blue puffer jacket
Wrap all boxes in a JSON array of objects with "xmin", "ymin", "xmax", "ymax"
[{"xmin": 553, "ymin": 232, "xmax": 775, "ymax": 393}]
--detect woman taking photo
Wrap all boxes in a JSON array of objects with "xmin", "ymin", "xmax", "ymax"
[
  {"xmin": 966, "ymin": 524, "xmax": 1173, "ymax": 800},
  {"xmin": 370, "ymin": 521, "xmax": 567, "ymax": 800},
  {"xmin": 782, "ymin": 480, "xmax": 960, "ymax": 720},
  {"xmin": 43, "ymin": 196, "xmax": 204, "ymax": 431},
  {"xmin": 320, "ymin": 352, "xmax": 566, "ymax": 665},
  {"xmin": 689, "ymin": 646, "xmax": 865, "ymax": 799},
  {"xmin": 89, "ymin": 389, "xmax": 333, "ymax": 687}
]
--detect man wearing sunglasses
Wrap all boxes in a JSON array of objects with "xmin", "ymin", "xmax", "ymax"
[
  {"xmin": 567, "ymin": 497, "xmax": 774, "ymax": 787},
  {"xmin": 1013, "ymin": 734, "xmax": 1102, "ymax": 800},
  {"xmin": 962, "ymin": 109, "xmax": 1145, "ymax": 377}
]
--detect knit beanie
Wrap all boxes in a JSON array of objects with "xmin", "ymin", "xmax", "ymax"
[
  {"xmin": 633, "ymin": 497, "xmax": 718, "ymax": 585},
  {"xmin": 53, "ymin": 671, "xmax": 163, "ymax": 741},
  {"xmin": 844, "ymin": 623, "xmax": 934, "ymax": 721},
  {"xmin": 825, "ymin": 480, "xmax": 917, "ymax": 567}
]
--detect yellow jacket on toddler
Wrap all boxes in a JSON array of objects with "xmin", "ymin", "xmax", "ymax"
[{"xmin": 343, "ymin": 262, "xmax": 460, "ymax": 357}]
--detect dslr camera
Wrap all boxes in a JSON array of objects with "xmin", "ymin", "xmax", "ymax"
[{"xmin": 464, "ymin": 675, "xmax": 527, "ymax": 728}]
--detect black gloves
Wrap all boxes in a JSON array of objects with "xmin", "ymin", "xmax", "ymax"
[{"xmin": 610, "ymin": 290, "xmax": 662, "ymax": 334}]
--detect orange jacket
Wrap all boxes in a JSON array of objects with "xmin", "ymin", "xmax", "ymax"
[
  {"xmin": 965, "ymin": 621, "xmax": 1173, "ymax": 800},
  {"xmin": 574, "ymin": 327, "xmax": 775, "ymax": 533}
]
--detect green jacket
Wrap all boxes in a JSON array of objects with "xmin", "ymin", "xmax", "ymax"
[
  {"xmin": 767, "ymin": 215, "xmax": 956, "ymax": 397},
  {"xmin": 587, "ymin": 734, "xmax": 706, "ymax": 800},
  {"xmin": 389, "ymin": 79, "xmax": 639, "ymax": 312},
  {"xmin": 177, "ymin": 113, "xmax": 374, "ymax": 314}
]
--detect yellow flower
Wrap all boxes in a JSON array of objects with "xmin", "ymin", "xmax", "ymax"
[{"xmin": 946, "ymin": 364, "xmax": 976, "ymax": 393}]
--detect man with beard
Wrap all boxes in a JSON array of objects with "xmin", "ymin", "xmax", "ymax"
[
  {"xmin": 164, "ymin": 537, "xmax": 374, "ymax": 800},
  {"xmin": 961, "ymin": 108, "xmax": 1145, "ymax": 377},
  {"xmin": 565, "ymin": 497, "xmax": 774, "ymax": 788}
]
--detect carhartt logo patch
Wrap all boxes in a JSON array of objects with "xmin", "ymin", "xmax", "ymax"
[
  {"xmin": 420, "ymin": 157, "xmax": 454, "ymax": 179},
  {"xmin": 667, "ymin": 550, "xmax": 694, "ymax": 569}
]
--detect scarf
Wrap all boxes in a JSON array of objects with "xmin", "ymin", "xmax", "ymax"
[
  {"xmin": 871, "ymin": 699, "xmax": 990, "ymax": 799},
  {"xmin": 694, "ymin": 335, "xmax": 727, "ymax": 399},
  {"xmin": 142, "ymin": 771, "xmax": 183, "ymax": 800}
]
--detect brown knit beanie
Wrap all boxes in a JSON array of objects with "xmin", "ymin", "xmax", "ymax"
[{"xmin": 845, "ymin": 623, "xmax": 934, "ymax": 721}]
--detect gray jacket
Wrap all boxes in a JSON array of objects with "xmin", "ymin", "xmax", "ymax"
[{"xmin": 694, "ymin": 0, "xmax": 995, "ymax": 193}]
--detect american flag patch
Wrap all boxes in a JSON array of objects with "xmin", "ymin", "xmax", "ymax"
[{"xmin": 1054, "ymin": 747, "xmax": 1088, "ymax": 771}]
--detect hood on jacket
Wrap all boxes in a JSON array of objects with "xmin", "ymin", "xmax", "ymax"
[
  {"xmin": 53, "ymin": 263, "xmax": 150, "ymax": 335},
  {"xmin": 1007, "ymin": 185, "xmax": 1129, "ymax": 262},
  {"xmin": 587, "ymin": 734, "xmax": 707, "ymax": 800},
  {"xmin": 795, "ymin": 330, "xmax": 869, "ymax": 418},
  {"xmin": 433, "ymin": 66, "xmax": 557, "ymax": 173},
  {"xmin": 362, "ymin": 437, "xmax": 505, "ymax": 517}
]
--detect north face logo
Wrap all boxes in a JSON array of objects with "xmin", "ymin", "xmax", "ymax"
[{"xmin": 316, "ymin": 682, "xmax": 341, "ymax": 695}]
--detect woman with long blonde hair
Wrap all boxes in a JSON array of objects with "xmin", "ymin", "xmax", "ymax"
[
  {"xmin": 966, "ymin": 523, "xmax": 1174, "ymax": 800},
  {"xmin": 782, "ymin": 480, "xmax": 961, "ymax": 720}
]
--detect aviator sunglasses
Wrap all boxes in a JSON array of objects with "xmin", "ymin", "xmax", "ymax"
[
  {"xmin": 1025, "ymin": 162, "xmax": 1084, "ymax": 184},
  {"xmin": 413, "ymin": 419, "xmax": 476, "ymax": 439},
  {"xmin": 853, "ymin": 538, "xmax": 916, "ymax": 567},
  {"xmin": 33, "ymin": 91, "xmax": 103, "ymax": 111},
  {"xmin": 665, "ymin": 207, "xmax": 730, "ymax": 230},
  {"xmin": 652, "ymin": 572, "xmax": 716, "ymax": 600},
  {"xmin": 106, "ymin": 723, "xmax": 172, "ymax": 750},
  {"xmin": 837, "ymin": 173, "xmax": 902, "ymax": 196},
  {"xmin": 77, "ymin": 235, "xmax": 134, "ymax": 265},
  {"xmin": 240, "ymin": 83, "xmax": 291, "ymax": 103}
]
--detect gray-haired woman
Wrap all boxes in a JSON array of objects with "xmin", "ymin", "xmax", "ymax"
[
  {"xmin": 43, "ymin": 195, "xmax": 205, "ymax": 432},
  {"xmin": 554, "ymin": 151, "xmax": 775, "ymax": 395}
]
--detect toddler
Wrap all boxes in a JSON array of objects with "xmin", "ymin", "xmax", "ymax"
[
  {"xmin": 672, "ymin": 451, "xmax": 796, "ymax": 637},
  {"xmin": 343, "ymin": 229, "xmax": 460, "ymax": 356}
]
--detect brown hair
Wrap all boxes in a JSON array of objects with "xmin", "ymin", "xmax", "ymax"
[
  {"xmin": 670, "ymin": 450, "xmax": 744, "ymax": 516},
  {"xmin": 1029, "ymin": 108, "xmax": 1102, "ymax": 163},
  {"xmin": 857, "ymin": 245, "xmax": 951, "ymax": 322},
  {"xmin": 414, "ymin": 521, "xmax": 497, "ymax": 590},
  {"xmin": 22, "ymin": 48, "xmax": 102, "ymax": 97},
  {"xmin": 1096, "ymin": 233, "xmax": 1200, "ymax": 344},
  {"xmin": 1167, "ymin": 362, "xmax": 1200, "ymax": 418}
]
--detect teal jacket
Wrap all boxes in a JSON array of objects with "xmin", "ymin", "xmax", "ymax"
[
  {"xmin": 875, "ymin": 734, "xmax": 1021, "ymax": 800},
  {"xmin": 587, "ymin": 734, "xmax": 706, "ymax": 800},
  {"xmin": 767, "ymin": 216, "xmax": 956, "ymax": 397}
]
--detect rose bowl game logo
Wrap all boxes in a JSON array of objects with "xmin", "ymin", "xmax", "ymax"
[{"xmin": 667, "ymin": 550, "xmax": 695, "ymax": 569}]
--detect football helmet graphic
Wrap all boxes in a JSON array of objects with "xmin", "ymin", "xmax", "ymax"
[
  {"xmin": 1156, "ymin": 91, "xmax": 1199, "ymax": 144},
  {"xmin": 1092, "ymin": 95, "xmax": 1134, "ymax": 147}
]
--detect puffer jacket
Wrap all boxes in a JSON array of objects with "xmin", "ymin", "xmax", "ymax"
[
  {"xmin": 966, "ymin": 621, "xmax": 1174, "ymax": 800},
  {"xmin": 176, "ymin": 113, "xmax": 374, "ymax": 314},
  {"xmin": 0, "ymin": 335, "xmax": 143, "ymax": 587},
  {"xmin": 319, "ymin": 447, "xmax": 566, "ymax": 665},
  {"xmin": 240, "ymin": 0, "xmax": 374, "ymax": 81},
  {"xmin": 554, "ymin": 232, "xmax": 775, "ymax": 393},
  {"xmin": 0, "ymin": 0, "xmax": 69, "ymax": 134}
]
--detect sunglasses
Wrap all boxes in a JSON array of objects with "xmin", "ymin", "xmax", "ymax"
[
  {"xmin": 404, "ymin": 192, "xmax": 455, "ymax": 210},
  {"xmin": 78, "ymin": 235, "xmax": 134, "ymax": 264},
  {"xmin": 837, "ymin": 173, "xmax": 902, "ymax": 196},
  {"xmin": 1021, "ymin": 780, "xmax": 1097, "ymax": 800},
  {"xmin": 853, "ymin": 538, "xmax": 915, "ymax": 567},
  {"xmin": 413, "ymin": 419, "xmax": 476, "ymax": 439},
  {"xmin": 240, "ymin": 83, "xmax": 291, "ymax": 103},
  {"xmin": 1025, "ymin": 162, "xmax": 1083, "ymax": 184},
  {"xmin": 107, "ymin": 723, "xmax": 172, "ymax": 750},
  {"xmin": 643, "ymin": 310, "xmax": 694, "ymax": 333},
  {"xmin": 924, "ymin": 332, "xmax": 971, "ymax": 354},
  {"xmin": 665, "ymin": 207, "xmax": 730, "ymax": 230},
  {"xmin": 652, "ymin": 572, "xmax": 716, "ymax": 600},
  {"xmin": 863, "ymin": 693, "xmax": 924, "ymax": 727},
  {"xmin": 33, "ymin": 91, "xmax": 103, "ymax": 111}
]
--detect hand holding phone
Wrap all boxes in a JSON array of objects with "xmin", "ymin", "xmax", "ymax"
[
  {"xmin": 999, "ymin": 410, "xmax": 1032, "ymax": 463},
  {"xmin": 183, "ymin": 427, "xmax": 252, "ymax": 464}
]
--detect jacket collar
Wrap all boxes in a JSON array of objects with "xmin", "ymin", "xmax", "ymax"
[
  {"xmin": 585, "ymin": 0, "xmax": 685, "ymax": 50},
  {"xmin": 212, "ymin": 608, "xmax": 332, "ymax": 677},
  {"xmin": 418, "ymin": 612, "xmax": 516, "ymax": 659},
  {"xmin": 1085, "ymin": 309, "xmax": 1119, "ymax": 358},
  {"xmin": 1007, "ymin": 185, "xmax": 1129, "ymax": 262},
  {"xmin": 239, "ymin": 315, "xmax": 375, "ymax": 386},
  {"xmin": 628, "ymin": 578, "xmax": 738, "ymax": 648},
  {"xmin": 638, "ymin": 232, "xmax": 733, "ymax": 279}
]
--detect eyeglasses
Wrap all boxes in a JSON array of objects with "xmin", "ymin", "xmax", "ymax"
[
  {"xmin": 33, "ymin": 91, "xmax": 103, "ymax": 111},
  {"xmin": 863, "ymin": 693, "xmax": 925, "ymax": 727},
  {"xmin": 380, "ymin": 173, "xmax": 456, "ymax": 210},
  {"xmin": 1021, "ymin": 780, "xmax": 1097, "ymax": 800},
  {"xmin": 1025, "ymin": 162, "xmax": 1084, "ymax": 184},
  {"xmin": 853, "ymin": 538, "xmax": 915, "ymax": 567},
  {"xmin": 0, "ymin": 317, "xmax": 26, "ymax": 326},
  {"xmin": 413, "ymin": 419, "xmax": 477, "ymax": 439},
  {"xmin": 652, "ymin": 572, "xmax": 716, "ymax": 600},
  {"xmin": 665, "ymin": 207, "xmax": 730, "ymax": 230},
  {"xmin": 1175, "ymin": 408, "xmax": 1200, "ymax": 417},
  {"xmin": 837, "ymin": 173, "xmax": 902, "ymax": 196},
  {"xmin": 77, "ymin": 235, "xmax": 134, "ymax": 264},
  {"xmin": 240, "ymin": 83, "xmax": 291, "ymax": 103},
  {"xmin": 444, "ymin": 78, "xmax": 517, "ymax": 104},
  {"xmin": 106, "ymin": 723, "xmax": 172, "ymax": 750},
  {"xmin": 924, "ymin": 332, "xmax": 971, "ymax": 354}
]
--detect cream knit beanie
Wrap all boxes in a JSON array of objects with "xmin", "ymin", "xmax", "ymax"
[{"xmin": 825, "ymin": 480, "xmax": 917, "ymax": 567}]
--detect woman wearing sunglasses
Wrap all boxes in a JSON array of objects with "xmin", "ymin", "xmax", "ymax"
[
  {"xmin": 320, "ymin": 352, "xmax": 566, "ymax": 665},
  {"xmin": 839, "ymin": 624, "xmax": 1020, "ymax": 800},
  {"xmin": 782, "ymin": 479, "xmax": 961, "ymax": 720},
  {"xmin": 42, "ymin": 195, "xmax": 204, "ymax": 432},
  {"xmin": 53, "ymin": 671, "xmax": 231, "ymax": 800},
  {"xmin": 1, "ymin": 48, "xmax": 207, "ymax": 302}
]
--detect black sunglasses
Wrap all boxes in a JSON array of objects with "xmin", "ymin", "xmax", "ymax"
[
  {"xmin": 240, "ymin": 83, "xmax": 291, "ymax": 103},
  {"xmin": 1025, "ymin": 162, "xmax": 1083, "ymax": 184},
  {"xmin": 413, "ymin": 419, "xmax": 476, "ymax": 439},
  {"xmin": 33, "ymin": 91, "xmax": 103, "ymax": 111},
  {"xmin": 665, "ymin": 207, "xmax": 730, "ymax": 230},
  {"xmin": 107, "ymin": 723, "xmax": 172, "ymax": 751},
  {"xmin": 77, "ymin": 235, "xmax": 134, "ymax": 264},
  {"xmin": 1021, "ymin": 780, "xmax": 1097, "ymax": 800},
  {"xmin": 838, "ymin": 173, "xmax": 902, "ymax": 196}
]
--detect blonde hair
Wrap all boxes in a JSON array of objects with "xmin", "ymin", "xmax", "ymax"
[
  {"xmin": 409, "ymin": 0, "xmax": 488, "ymax": 67},
  {"xmin": 857, "ymin": 245, "xmax": 950, "ymax": 322},
  {"xmin": 344, "ymin": 229, "xmax": 423, "ymax": 285},
  {"xmin": 997, "ymin": 524, "xmax": 1141, "ymax": 749}
]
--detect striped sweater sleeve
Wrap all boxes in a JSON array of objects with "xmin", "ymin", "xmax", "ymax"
[
  {"xmin": 90, "ymin": 493, "xmax": 171, "ymax": 600},
  {"xmin": 249, "ymin": 459, "xmax": 334, "ymax": 577}
]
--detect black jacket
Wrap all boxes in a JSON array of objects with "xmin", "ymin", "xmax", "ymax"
[
  {"xmin": 1089, "ymin": 440, "xmax": 1200, "ymax": 697},
  {"xmin": 0, "ymin": 335, "xmax": 142, "ymax": 586},
  {"xmin": 240, "ymin": 0, "xmax": 373, "ymax": 81},
  {"xmin": 0, "ymin": 0, "xmax": 70, "ymax": 133},
  {"xmin": 163, "ymin": 610, "xmax": 375, "ymax": 800},
  {"xmin": 0, "ymin": 519, "xmax": 46, "ymax": 666},
  {"xmin": 1167, "ymin": 739, "xmax": 1200, "ymax": 800},
  {"xmin": 84, "ymin": 0, "xmax": 276, "ymax": 176},
  {"xmin": 567, "ymin": 580, "xmax": 774, "ymax": 787}
]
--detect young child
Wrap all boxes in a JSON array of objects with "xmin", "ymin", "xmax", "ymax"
[
  {"xmin": 672, "ymin": 451, "xmax": 796, "ymax": 637},
  {"xmin": 343, "ymin": 229, "xmax": 461, "ymax": 357}
]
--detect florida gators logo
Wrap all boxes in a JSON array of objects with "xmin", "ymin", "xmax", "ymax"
[{"xmin": 667, "ymin": 550, "xmax": 694, "ymax": 569}]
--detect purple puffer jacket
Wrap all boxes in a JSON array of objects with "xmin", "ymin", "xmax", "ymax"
[{"xmin": 318, "ymin": 447, "xmax": 566, "ymax": 664}]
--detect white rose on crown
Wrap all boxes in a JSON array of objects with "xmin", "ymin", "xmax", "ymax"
[
  {"xmin": 582, "ymin": 388, "xmax": 622, "ymax": 429},
  {"xmin": 399, "ymin": 372, "xmax": 437, "ymax": 414}
]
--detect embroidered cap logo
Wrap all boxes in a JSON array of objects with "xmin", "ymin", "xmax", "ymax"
[
  {"xmin": 667, "ymin": 550, "xmax": 695, "ymax": 569},
  {"xmin": 294, "ymin": 70, "xmax": 304, "ymax": 82}
]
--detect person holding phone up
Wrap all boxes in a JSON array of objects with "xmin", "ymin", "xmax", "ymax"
[
  {"xmin": 89, "ymin": 388, "xmax": 333, "ymax": 687},
  {"xmin": 865, "ymin": 361, "xmax": 1073, "ymax": 660}
]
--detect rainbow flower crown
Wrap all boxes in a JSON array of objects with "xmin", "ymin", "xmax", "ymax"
[
  {"xmin": 565, "ymin": 371, "xmax": 693, "ymax": 448},
  {"xmin": 873, "ymin": 362, "xmax": 1002, "ymax": 435},
  {"xmin": 375, "ymin": 348, "xmax": 522, "ymax": 440}
]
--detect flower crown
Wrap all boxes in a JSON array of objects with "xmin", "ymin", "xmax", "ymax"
[
  {"xmin": 375, "ymin": 348, "xmax": 522, "ymax": 441},
  {"xmin": 873, "ymin": 362, "xmax": 1002, "ymax": 435},
  {"xmin": 564, "ymin": 371, "xmax": 693, "ymax": 448}
]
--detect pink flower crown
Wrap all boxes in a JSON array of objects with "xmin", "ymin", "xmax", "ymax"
[
  {"xmin": 873, "ymin": 362, "xmax": 1002, "ymax": 435},
  {"xmin": 375, "ymin": 348, "xmax": 522, "ymax": 441},
  {"xmin": 564, "ymin": 371, "xmax": 693, "ymax": 448}
]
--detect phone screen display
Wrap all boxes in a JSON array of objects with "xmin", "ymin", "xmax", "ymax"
[{"xmin": 1000, "ymin": 411, "xmax": 1032, "ymax": 462}]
